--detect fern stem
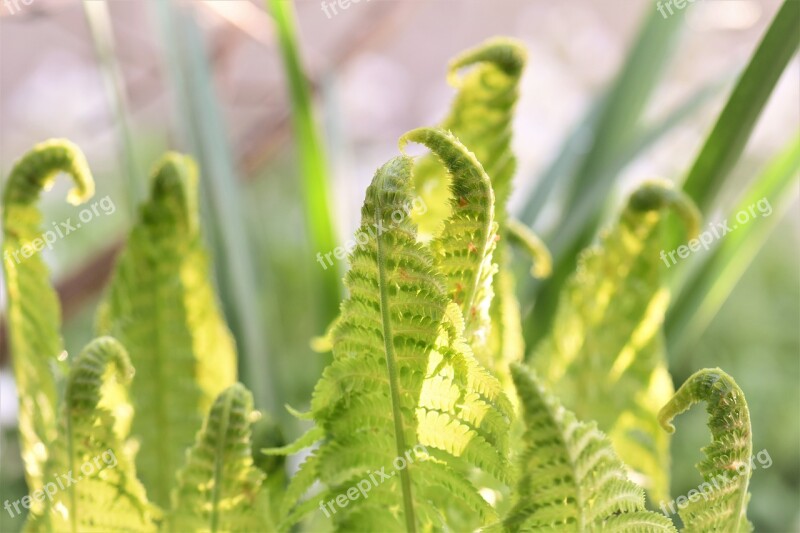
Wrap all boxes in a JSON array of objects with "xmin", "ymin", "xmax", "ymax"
[{"xmin": 375, "ymin": 201, "xmax": 417, "ymax": 533}]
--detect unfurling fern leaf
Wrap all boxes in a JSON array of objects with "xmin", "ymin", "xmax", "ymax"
[
  {"xmin": 499, "ymin": 363, "xmax": 676, "ymax": 532},
  {"xmin": 2, "ymin": 140, "xmax": 94, "ymax": 501},
  {"xmin": 25, "ymin": 337, "xmax": 156, "ymax": 533},
  {"xmin": 659, "ymin": 368, "xmax": 753, "ymax": 532},
  {"xmin": 272, "ymin": 130, "xmax": 513, "ymax": 531},
  {"xmin": 409, "ymin": 38, "xmax": 549, "ymax": 379},
  {"xmin": 401, "ymin": 127, "xmax": 498, "ymax": 358},
  {"xmin": 533, "ymin": 181, "xmax": 701, "ymax": 502},
  {"xmin": 169, "ymin": 383, "xmax": 273, "ymax": 533},
  {"xmin": 97, "ymin": 153, "xmax": 237, "ymax": 506}
]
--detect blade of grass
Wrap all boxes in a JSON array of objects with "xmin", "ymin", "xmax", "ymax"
[
  {"xmin": 82, "ymin": 0, "xmax": 142, "ymax": 219},
  {"xmin": 265, "ymin": 0, "xmax": 342, "ymax": 329},
  {"xmin": 151, "ymin": 0, "xmax": 275, "ymax": 413},
  {"xmin": 667, "ymin": 135, "xmax": 800, "ymax": 354},
  {"xmin": 523, "ymin": 7, "xmax": 687, "ymax": 350},
  {"xmin": 681, "ymin": 0, "xmax": 800, "ymax": 211}
]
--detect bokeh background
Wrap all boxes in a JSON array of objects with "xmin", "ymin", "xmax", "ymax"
[{"xmin": 0, "ymin": 0, "xmax": 797, "ymax": 531}]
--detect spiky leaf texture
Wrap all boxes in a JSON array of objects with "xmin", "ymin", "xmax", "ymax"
[
  {"xmin": 410, "ymin": 38, "xmax": 547, "ymax": 381},
  {"xmin": 2, "ymin": 139, "xmax": 94, "ymax": 499},
  {"xmin": 96, "ymin": 153, "xmax": 237, "ymax": 506},
  {"xmin": 274, "ymin": 134, "xmax": 513, "ymax": 532},
  {"xmin": 659, "ymin": 369, "xmax": 753, "ymax": 532},
  {"xmin": 25, "ymin": 337, "xmax": 156, "ymax": 533},
  {"xmin": 533, "ymin": 181, "xmax": 701, "ymax": 502},
  {"xmin": 500, "ymin": 364, "xmax": 677, "ymax": 532},
  {"xmin": 169, "ymin": 383, "xmax": 273, "ymax": 533}
]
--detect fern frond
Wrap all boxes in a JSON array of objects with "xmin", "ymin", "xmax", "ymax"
[
  {"xmin": 659, "ymin": 368, "xmax": 753, "ymax": 533},
  {"xmin": 401, "ymin": 127, "xmax": 498, "ymax": 356},
  {"xmin": 533, "ymin": 180, "xmax": 700, "ymax": 502},
  {"xmin": 274, "ymin": 147, "xmax": 512, "ymax": 531},
  {"xmin": 407, "ymin": 38, "xmax": 546, "ymax": 382},
  {"xmin": 25, "ymin": 337, "xmax": 156, "ymax": 533},
  {"xmin": 502, "ymin": 364, "xmax": 676, "ymax": 532},
  {"xmin": 2, "ymin": 139, "xmax": 94, "ymax": 498},
  {"xmin": 409, "ymin": 38, "xmax": 525, "ymax": 237},
  {"xmin": 96, "ymin": 153, "xmax": 237, "ymax": 506},
  {"xmin": 169, "ymin": 383, "xmax": 273, "ymax": 533}
]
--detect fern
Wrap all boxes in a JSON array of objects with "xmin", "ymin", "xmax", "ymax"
[
  {"xmin": 25, "ymin": 337, "xmax": 156, "ymax": 533},
  {"xmin": 500, "ymin": 363, "xmax": 676, "ymax": 532},
  {"xmin": 659, "ymin": 369, "xmax": 753, "ymax": 532},
  {"xmin": 169, "ymin": 383, "xmax": 273, "ymax": 533},
  {"xmin": 533, "ymin": 181, "xmax": 701, "ymax": 501},
  {"xmin": 410, "ymin": 38, "xmax": 549, "ymax": 381},
  {"xmin": 401, "ymin": 127, "xmax": 498, "ymax": 357},
  {"xmin": 2, "ymin": 139, "xmax": 94, "ymax": 501},
  {"xmin": 96, "ymin": 153, "xmax": 237, "ymax": 506},
  {"xmin": 273, "ymin": 131, "xmax": 513, "ymax": 531}
]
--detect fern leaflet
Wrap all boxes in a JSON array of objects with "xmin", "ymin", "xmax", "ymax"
[
  {"xmin": 533, "ymin": 181, "xmax": 701, "ymax": 502},
  {"xmin": 25, "ymin": 337, "xmax": 156, "ymax": 533},
  {"xmin": 272, "ymin": 134, "xmax": 513, "ymax": 531},
  {"xmin": 2, "ymin": 139, "xmax": 94, "ymax": 500},
  {"xmin": 169, "ymin": 383, "xmax": 273, "ymax": 533},
  {"xmin": 659, "ymin": 368, "xmax": 753, "ymax": 532},
  {"xmin": 499, "ymin": 363, "xmax": 677, "ymax": 532},
  {"xmin": 96, "ymin": 153, "xmax": 237, "ymax": 506}
]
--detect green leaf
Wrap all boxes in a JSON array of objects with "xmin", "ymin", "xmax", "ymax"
[
  {"xmin": 2, "ymin": 139, "xmax": 94, "ymax": 499},
  {"xmin": 273, "ymin": 146, "xmax": 513, "ymax": 532},
  {"xmin": 499, "ymin": 364, "xmax": 676, "ymax": 532},
  {"xmin": 169, "ymin": 383, "xmax": 273, "ymax": 533},
  {"xmin": 533, "ymin": 181, "xmax": 701, "ymax": 502},
  {"xmin": 25, "ymin": 337, "xmax": 156, "ymax": 533},
  {"xmin": 411, "ymin": 37, "xmax": 526, "ymax": 235},
  {"xmin": 401, "ymin": 127, "xmax": 499, "ymax": 362},
  {"xmin": 681, "ymin": 0, "xmax": 800, "ymax": 211},
  {"xmin": 659, "ymin": 368, "xmax": 754, "ymax": 532},
  {"xmin": 151, "ymin": 0, "xmax": 275, "ymax": 412},
  {"xmin": 96, "ymin": 153, "xmax": 237, "ymax": 507},
  {"xmin": 408, "ymin": 38, "xmax": 547, "ymax": 382}
]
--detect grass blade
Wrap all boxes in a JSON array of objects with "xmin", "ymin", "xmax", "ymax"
[
  {"xmin": 667, "ymin": 135, "xmax": 800, "ymax": 353},
  {"xmin": 265, "ymin": 0, "xmax": 342, "ymax": 328},
  {"xmin": 523, "ymin": 7, "xmax": 686, "ymax": 349},
  {"xmin": 681, "ymin": 0, "xmax": 800, "ymax": 211}
]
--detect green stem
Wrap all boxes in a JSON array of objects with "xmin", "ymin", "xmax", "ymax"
[{"xmin": 375, "ymin": 202, "xmax": 417, "ymax": 533}]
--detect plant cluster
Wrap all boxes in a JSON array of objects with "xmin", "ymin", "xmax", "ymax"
[{"xmin": 3, "ymin": 38, "xmax": 757, "ymax": 532}]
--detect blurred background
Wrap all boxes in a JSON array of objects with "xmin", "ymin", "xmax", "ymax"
[{"xmin": 0, "ymin": 0, "xmax": 797, "ymax": 531}]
